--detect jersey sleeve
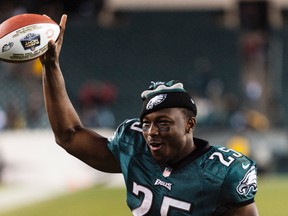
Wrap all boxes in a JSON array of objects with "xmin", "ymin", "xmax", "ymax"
[
  {"xmin": 220, "ymin": 153, "xmax": 258, "ymax": 209},
  {"xmin": 107, "ymin": 118, "xmax": 145, "ymax": 176},
  {"xmin": 205, "ymin": 146, "xmax": 258, "ymax": 215}
]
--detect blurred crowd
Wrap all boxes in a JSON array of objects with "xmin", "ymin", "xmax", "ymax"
[
  {"xmin": 0, "ymin": 1, "xmax": 278, "ymax": 132},
  {"xmin": 0, "ymin": 60, "xmax": 44, "ymax": 130},
  {"xmin": 0, "ymin": 0, "xmax": 115, "ymax": 131},
  {"xmin": 0, "ymin": 60, "xmax": 118, "ymax": 130}
]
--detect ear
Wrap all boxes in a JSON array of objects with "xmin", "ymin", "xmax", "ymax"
[{"xmin": 186, "ymin": 117, "xmax": 196, "ymax": 133}]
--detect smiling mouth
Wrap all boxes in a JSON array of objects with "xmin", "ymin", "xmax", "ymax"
[{"xmin": 148, "ymin": 142, "xmax": 163, "ymax": 151}]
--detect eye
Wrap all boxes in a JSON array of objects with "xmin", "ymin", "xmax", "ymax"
[
  {"xmin": 157, "ymin": 120, "xmax": 171, "ymax": 132},
  {"xmin": 158, "ymin": 120, "xmax": 171, "ymax": 126},
  {"xmin": 142, "ymin": 122, "xmax": 150, "ymax": 132},
  {"xmin": 158, "ymin": 120, "xmax": 169, "ymax": 125}
]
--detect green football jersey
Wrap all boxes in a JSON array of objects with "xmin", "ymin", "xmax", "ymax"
[{"xmin": 108, "ymin": 118, "xmax": 257, "ymax": 216}]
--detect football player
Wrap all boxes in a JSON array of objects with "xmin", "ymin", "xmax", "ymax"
[{"xmin": 40, "ymin": 14, "xmax": 259, "ymax": 216}]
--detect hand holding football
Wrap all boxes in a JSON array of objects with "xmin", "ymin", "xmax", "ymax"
[{"xmin": 0, "ymin": 13, "xmax": 60, "ymax": 63}]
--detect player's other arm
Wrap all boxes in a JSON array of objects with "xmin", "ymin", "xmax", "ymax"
[
  {"xmin": 40, "ymin": 14, "xmax": 121, "ymax": 173},
  {"xmin": 223, "ymin": 202, "xmax": 259, "ymax": 216}
]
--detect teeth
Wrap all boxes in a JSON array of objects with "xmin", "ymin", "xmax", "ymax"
[
  {"xmin": 152, "ymin": 144, "xmax": 160, "ymax": 147},
  {"xmin": 150, "ymin": 143, "xmax": 161, "ymax": 147}
]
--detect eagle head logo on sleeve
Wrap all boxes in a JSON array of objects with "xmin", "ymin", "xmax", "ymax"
[{"xmin": 236, "ymin": 166, "xmax": 258, "ymax": 196}]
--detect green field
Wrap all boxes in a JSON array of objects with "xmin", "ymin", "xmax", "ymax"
[{"xmin": 0, "ymin": 175, "xmax": 287, "ymax": 216}]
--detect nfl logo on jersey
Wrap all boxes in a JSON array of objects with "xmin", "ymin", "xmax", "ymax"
[{"xmin": 163, "ymin": 167, "xmax": 172, "ymax": 178}]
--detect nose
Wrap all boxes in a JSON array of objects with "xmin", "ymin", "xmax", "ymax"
[{"xmin": 147, "ymin": 123, "xmax": 159, "ymax": 136}]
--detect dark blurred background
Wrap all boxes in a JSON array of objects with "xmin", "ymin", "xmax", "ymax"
[{"xmin": 0, "ymin": 0, "xmax": 288, "ymax": 173}]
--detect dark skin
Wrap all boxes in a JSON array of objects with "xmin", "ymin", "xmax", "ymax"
[
  {"xmin": 41, "ymin": 14, "xmax": 120, "ymax": 173},
  {"xmin": 40, "ymin": 14, "xmax": 259, "ymax": 216},
  {"xmin": 142, "ymin": 108, "xmax": 197, "ymax": 164}
]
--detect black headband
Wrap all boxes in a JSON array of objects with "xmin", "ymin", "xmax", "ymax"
[{"xmin": 140, "ymin": 91, "xmax": 197, "ymax": 121}]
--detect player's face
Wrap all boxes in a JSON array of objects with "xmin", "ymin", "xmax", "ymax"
[{"xmin": 142, "ymin": 108, "xmax": 194, "ymax": 164}]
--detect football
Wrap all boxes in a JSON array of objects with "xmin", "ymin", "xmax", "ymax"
[{"xmin": 0, "ymin": 13, "xmax": 60, "ymax": 63}]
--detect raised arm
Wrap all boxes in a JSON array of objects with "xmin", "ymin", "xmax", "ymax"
[{"xmin": 40, "ymin": 14, "xmax": 121, "ymax": 173}]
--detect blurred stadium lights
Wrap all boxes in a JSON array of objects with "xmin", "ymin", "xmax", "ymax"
[
  {"xmin": 106, "ymin": 0, "xmax": 288, "ymax": 10},
  {"xmin": 105, "ymin": 0, "xmax": 288, "ymax": 28},
  {"xmin": 106, "ymin": 0, "xmax": 235, "ymax": 10}
]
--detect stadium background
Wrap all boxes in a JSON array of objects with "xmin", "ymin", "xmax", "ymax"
[
  {"xmin": 1, "ymin": 0, "xmax": 288, "ymax": 129},
  {"xmin": 0, "ymin": 0, "xmax": 288, "ymax": 215}
]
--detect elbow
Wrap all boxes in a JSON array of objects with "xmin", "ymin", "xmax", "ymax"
[{"xmin": 53, "ymin": 126, "xmax": 81, "ymax": 149}]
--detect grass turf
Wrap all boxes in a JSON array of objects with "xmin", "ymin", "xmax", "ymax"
[{"xmin": 0, "ymin": 175, "xmax": 287, "ymax": 216}]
